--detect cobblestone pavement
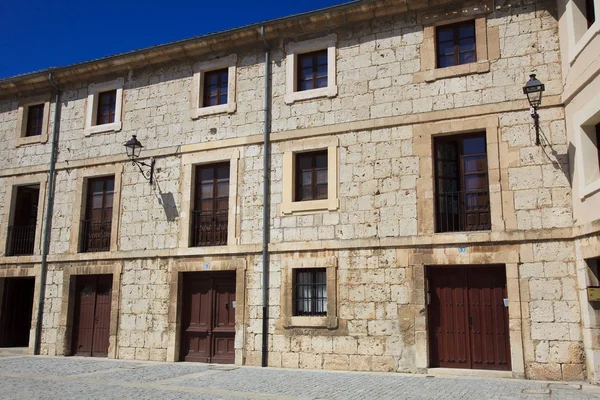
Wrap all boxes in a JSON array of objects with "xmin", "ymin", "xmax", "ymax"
[{"xmin": 1, "ymin": 353, "xmax": 600, "ymax": 400}]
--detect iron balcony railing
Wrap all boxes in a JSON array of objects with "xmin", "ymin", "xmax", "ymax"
[
  {"xmin": 6, "ymin": 225, "xmax": 36, "ymax": 256},
  {"xmin": 80, "ymin": 219, "xmax": 112, "ymax": 253},
  {"xmin": 191, "ymin": 210, "xmax": 228, "ymax": 247},
  {"xmin": 435, "ymin": 190, "xmax": 491, "ymax": 233}
]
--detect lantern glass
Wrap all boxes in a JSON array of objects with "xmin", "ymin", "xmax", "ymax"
[
  {"xmin": 124, "ymin": 135, "xmax": 143, "ymax": 160},
  {"xmin": 523, "ymin": 74, "xmax": 545, "ymax": 108}
]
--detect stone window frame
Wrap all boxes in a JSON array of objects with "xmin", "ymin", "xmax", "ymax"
[
  {"xmin": 564, "ymin": 0, "xmax": 600, "ymax": 63},
  {"xmin": 279, "ymin": 256, "xmax": 338, "ymax": 329},
  {"xmin": 69, "ymin": 164, "xmax": 123, "ymax": 254},
  {"xmin": 179, "ymin": 148, "xmax": 240, "ymax": 248},
  {"xmin": 573, "ymin": 91, "xmax": 600, "ymax": 199},
  {"xmin": 284, "ymin": 34, "xmax": 338, "ymax": 105},
  {"xmin": 0, "ymin": 173, "xmax": 48, "ymax": 258},
  {"xmin": 280, "ymin": 136, "xmax": 339, "ymax": 215},
  {"xmin": 414, "ymin": 11, "xmax": 499, "ymax": 84},
  {"xmin": 84, "ymin": 78, "xmax": 124, "ymax": 136},
  {"xmin": 414, "ymin": 116, "xmax": 504, "ymax": 236},
  {"xmin": 190, "ymin": 54, "xmax": 237, "ymax": 119},
  {"xmin": 14, "ymin": 94, "xmax": 51, "ymax": 147}
]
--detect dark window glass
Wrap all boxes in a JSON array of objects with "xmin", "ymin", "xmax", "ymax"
[
  {"xmin": 25, "ymin": 104, "xmax": 44, "ymax": 137},
  {"xmin": 293, "ymin": 268, "xmax": 327, "ymax": 316},
  {"xmin": 191, "ymin": 163, "xmax": 229, "ymax": 246},
  {"xmin": 596, "ymin": 123, "xmax": 600, "ymax": 169},
  {"xmin": 96, "ymin": 90, "xmax": 116, "ymax": 125},
  {"xmin": 296, "ymin": 50, "xmax": 328, "ymax": 92},
  {"xmin": 434, "ymin": 133, "xmax": 490, "ymax": 233},
  {"xmin": 586, "ymin": 0, "xmax": 596, "ymax": 28},
  {"xmin": 436, "ymin": 21, "xmax": 476, "ymax": 68},
  {"xmin": 295, "ymin": 151, "xmax": 328, "ymax": 201},
  {"xmin": 203, "ymin": 69, "xmax": 228, "ymax": 107},
  {"xmin": 6, "ymin": 185, "xmax": 39, "ymax": 256},
  {"xmin": 81, "ymin": 176, "xmax": 114, "ymax": 252}
]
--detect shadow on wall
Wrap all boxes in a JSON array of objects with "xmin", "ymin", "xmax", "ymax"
[{"xmin": 159, "ymin": 192, "xmax": 179, "ymax": 222}]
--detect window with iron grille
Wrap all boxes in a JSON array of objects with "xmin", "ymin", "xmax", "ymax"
[
  {"xmin": 203, "ymin": 69, "xmax": 229, "ymax": 107},
  {"xmin": 295, "ymin": 151, "xmax": 328, "ymax": 201},
  {"xmin": 81, "ymin": 176, "xmax": 114, "ymax": 252},
  {"xmin": 6, "ymin": 185, "xmax": 39, "ymax": 256},
  {"xmin": 297, "ymin": 50, "xmax": 328, "ymax": 92},
  {"xmin": 25, "ymin": 104, "xmax": 44, "ymax": 137},
  {"xmin": 434, "ymin": 133, "xmax": 490, "ymax": 233},
  {"xmin": 436, "ymin": 21, "xmax": 476, "ymax": 68},
  {"xmin": 96, "ymin": 90, "xmax": 117, "ymax": 125},
  {"xmin": 293, "ymin": 268, "xmax": 327, "ymax": 316},
  {"xmin": 191, "ymin": 162, "xmax": 229, "ymax": 247}
]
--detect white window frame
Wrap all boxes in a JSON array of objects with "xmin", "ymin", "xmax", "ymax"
[
  {"xmin": 15, "ymin": 94, "xmax": 51, "ymax": 147},
  {"xmin": 190, "ymin": 54, "xmax": 237, "ymax": 119},
  {"xmin": 280, "ymin": 136, "xmax": 339, "ymax": 215},
  {"xmin": 84, "ymin": 78, "xmax": 124, "ymax": 136},
  {"xmin": 564, "ymin": 0, "xmax": 600, "ymax": 63},
  {"xmin": 573, "ymin": 91, "xmax": 600, "ymax": 199},
  {"xmin": 284, "ymin": 34, "xmax": 338, "ymax": 105}
]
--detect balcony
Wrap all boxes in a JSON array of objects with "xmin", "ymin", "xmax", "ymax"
[
  {"xmin": 191, "ymin": 210, "xmax": 228, "ymax": 247},
  {"xmin": 6, "ymin": 225, "xmax": 36, "ymax": 256},
  {"xmin": 80, "ymin": 219, "xmax": 112, "ymax": 253},
  {"xmin": 435, "ymin": 190, "xmax": 491, "ymax": 233}
]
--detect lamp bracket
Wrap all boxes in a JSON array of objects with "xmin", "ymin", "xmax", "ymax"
[{"xmin": 131, "ymin": 157, "xmax": 155, "ymax": 185}]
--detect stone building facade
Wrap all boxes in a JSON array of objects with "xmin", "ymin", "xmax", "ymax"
[{"xmin": 0, "ymin": 0, "xmax": 598, "ymax": 383}]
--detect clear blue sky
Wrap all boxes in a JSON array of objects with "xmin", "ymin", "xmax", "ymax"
[{"xmin": 0, "ymin": 0, "xmax": 351, "ymax": 79}]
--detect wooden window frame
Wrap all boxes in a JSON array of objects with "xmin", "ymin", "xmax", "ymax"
[
  {"xmin": 202, "ymin": 69, "xmax": 229, "ymax": 108},
  {"xmin": 80, "ymin": 176, "xmax": 115, "ymax": 253},
  {"xmin": 296, "ymin": 50, "xmax": 328, "ymax": 92},
  {"xmin": 295, "ymin": 150, "xmax": 328, "ymax": 202},
  {"xmin": 293, "ymin": 268, "xmax": 327, "ymax": 317},
  {"xmin": 96, "ymin": 90, "xmax": 117, "ymax": 126},
  {"xmin": 436, "ymin": 20, "xmax": 477, "ymax": 68},
  {"xmin": 25, "ymin": 104, "xmax": 45, "ymax": 137},
  {"xmin": 191, "ymin": 162, "xmax": 230, "ymax": 247}
]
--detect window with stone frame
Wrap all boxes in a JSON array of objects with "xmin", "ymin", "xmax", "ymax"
[
  {"xmin": 203, "ymin": 69, "xmax": 229, "ymax": 107},
  {"xmin": 295, "ymin": 150, "xmax": 328, "ymax": 202},
  {"xmin": 293, "ymin": 268, "xmax": 327, "ymax": 316},
  {"xmin": 80, "ymin": 176, "xmax": 114, "ymax": 253},
  {"xmin": 191, "ymin": 162, "xmax": 230, "ymax": 247},
  {"xmin": 84, "ymin": 78, "xmax": 123, "ymax": 135},
  {"xmin": 436, "ymin": 20, "xmax": 476, "ymax": 68},
  {"xmin": 25, "ymin": 104, "xmax": 44, "ymax": 137}
]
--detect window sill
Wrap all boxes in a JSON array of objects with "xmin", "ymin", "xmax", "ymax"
[
  {"xmin": 413, "ymin": 61, "xmax": 490, "ymax": 84},
  {"xmin": 581, "ymin": 179, "xmax": 600, "ymax": 200},
  {"xmin": 190, "ymin": 102, "xmax": 236, "ymax": 119},
  {"xmin": 281, "ymin": 198, "xmax": 339, "ymax": 215},
  {"xmin": 84, "ymin": 121, "xmax": 122, "ymax": 136},
  {"xmin": 285, "ymin": 316, "xmax": 337, "ymax": 329},
  {"xmin": 569, "ymin": 21, "xmax": 600, "ymax": 65},
  {"xmin": 284, "ymin": 85, "xmax": 338, "ymax": 105},
  {"xmin": 15, "ymin": 133, "xmax": 48, "ymax": 147}
]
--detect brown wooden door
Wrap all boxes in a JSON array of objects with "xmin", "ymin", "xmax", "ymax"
[
  {"xmin": 71, "ymin": 275, "xmax": 112, "ymax": 357},
  {"xmin": 0, "ymin": 278, "xmax": 35, "ymax": 347},
  {"xmin": 428, "ymin": 266, "xmax": 510, "ymax": 371},
  {"xmin": 180, "ymin": 271, "xmax": 236, "ymax": 364}
]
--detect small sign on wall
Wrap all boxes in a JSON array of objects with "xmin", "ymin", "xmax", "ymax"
[
  {"xmin": 459, "ymin": 247, "xmax": 468, "ymax": 254},
  {"xmin": 588, "ymin": 287, "xmax": 600, "ymax": 301},
  {"xmin": 203, "ymin": 263, "xmax": 210, "ymax": 270}
]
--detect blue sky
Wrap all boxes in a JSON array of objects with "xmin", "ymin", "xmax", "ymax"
[{"xmin": 0, "ymin": 0, "xmax": 350, "ymax": 79}]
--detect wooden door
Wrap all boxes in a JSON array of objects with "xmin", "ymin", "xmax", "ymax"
[
  {"xmin": 0, "ymin": 278, "xmax": 35, "ymax": 347},
  {"xmin": 71, "ymin": 275, "xmax": 112, "ymax": 357},
  {"xmin": 428, "ymin": 266, "xmax": 510, "ymax": 371},
  {"xmin": 180, "ymin": 271, "xmax": 236, "ymax": 364}
]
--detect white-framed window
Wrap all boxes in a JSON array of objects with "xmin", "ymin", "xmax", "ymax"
[
  {"xmin": 84, "ymin": 78, "xmax": 124, "ymax": 136},
  {"xmin": 284, "ymin": 34, "xmax": 338, "ymax": 104},
  {"xmin": 15, "ymin": 94, "xmax": 51, "ymax": 147},
  {"xmin": 280, "ymin": 136, "xmax": 339, "ymax": 215},
  {"xmin": 573, "ymin": 91, "xmax": 600, "ymax": 198},
  {"xmin": 564, "ymin": 0, "xmax": 599, "ymax": 62},
  {"xmin": 190, "ymin": 54, "xmax": 237, "ymax": 119}
]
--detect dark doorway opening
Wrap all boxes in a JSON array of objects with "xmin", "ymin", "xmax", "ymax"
[{"xmin": 0, "ymin": 277, "xmax": 35, "ymax": 347}]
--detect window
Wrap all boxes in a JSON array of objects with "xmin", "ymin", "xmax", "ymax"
[
  {"xmin": 436, "ymin": 21, "xmax": 476, "ymax": 68},
  {"xmin": 190, "ymin": 54, "xmax": 237, "ymax": 118},
  {"xmin": 293, "ymin": 268, "xmax": 327, "ymax": 316},
  {"xmin": 6, "ymin": 185, "xmax": 39, "ymax": 256},
  {"xmin": 573, "ymin": 94, "xmax": 600, "ymax": 199},
  {"xmin": 295, "ymin": 151, "xmax": 328, "ymax": 201},
  {"xmin": 284, "ymin": 34, "xmax": 337, "ymax": 104},
  {"xmin": 586, "ymin": 0, "xmax": 596, "ymax": 27},
  {"xmin": 96, "ymin": 90, "xmax": 116, "ymax": 125},
  {"xmin": 434, "ymin": 133, "xmax": 490, "ymax": 232},
  {"xmin": 297, "ymin": 50, "xmax": 328, "ymax": 92},
  {"xmin": 596, "ymin": 123, "xmax": 600, "ymax": 168},
  {"xmin": 25, "ymin": 104, "xmax": 44, "ymax": 137},
  {"xmin": 84, "ymin": 78, "xmax": 123, "ymax": 135},
  {"xmin": 80, "ymin": 176, "xmax": 114, "ymax": 253},
  {"xmin": 191, "ymin": 163, "xmax": 230, "ymax": 247}
]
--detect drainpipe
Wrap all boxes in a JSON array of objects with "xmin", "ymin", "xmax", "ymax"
[
  {"xmin": 34, "ymin": 73, "xmax": 61, "ymax": 355},
  {"xmin": 260, "ymin": 25, "xmax": 271, "ymax": 368}
]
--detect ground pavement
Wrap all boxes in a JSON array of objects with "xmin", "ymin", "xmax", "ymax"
[{"xmin": 0, "ymin": 352, "xmax": 599, "ymax": 399}]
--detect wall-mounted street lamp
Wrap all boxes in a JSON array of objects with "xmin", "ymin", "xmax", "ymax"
[
  {"xmin": 124, "ymin": 135, "xmax": 155, "ymax": 185},
  {"xmin": 523, "ymin": 74, "xmax": 545, "ymax": 146}
]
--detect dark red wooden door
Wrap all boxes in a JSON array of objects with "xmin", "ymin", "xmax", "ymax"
[
  {"xmin": 428, "ymin": 266, "xmax": 510, "ymax": 371},
  {"xmin": 71, "ymin": 275, "xmax": 112, "ymax": 357},
  {"xmin": 0, "ymin": 278, "xmax": 35, "ymax": 347},
  {"xmin": 180, "ymin": 271, "xmax": 236, "ymax": 364}
]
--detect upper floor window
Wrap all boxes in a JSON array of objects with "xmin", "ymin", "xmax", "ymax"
[
  {"xmin": 96, "ymin": 90, "xmax": 116, "ymax": 125},
  {"xmin": 293, "ymin": 268, "xmax": 327, "ymax": 316},
  {"xmin": 191, "ymin": 163, "xmax": 230, "ymax": 247},
  {"xmin": 80, "ymin": 176, "xmax": 114, "ymax": 253},
  {"xmin": 203, "ymin": 69, "xmax": 228, "ymax": 107},
  {"xmin": 25, "ymin": 104, "xmax": 44, "ymax": 137},
  {"xmin": 436, "ymin": 21, "xmax": 476, "ymax": 68},
  {"xmin": 587, "ymin": 0, "xmax": 597, "ymax": 27},
  {"xmin": 190, "ymin": 54, "xmax": 237, "ymax": 118},
  {"xmin": 434, "ymin": 133, "xmax": 490, "ymax": 233},
  {"xmin": 295, "ymin": 151, "xmax": 328, "ymax": 201},
  {"xmin": 6, "ymin": 185, "xmax": 39, "ymax": 256},
  {"xmin": 297, "ymin": 50, "xmax": 328, "ymax": 92}
]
